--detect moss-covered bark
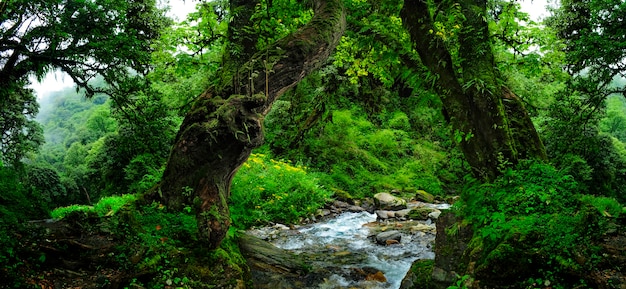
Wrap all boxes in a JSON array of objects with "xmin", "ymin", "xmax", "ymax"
[
  {"xmin": 400, "ymin": 0, "xmax": 546, "ymax": 181},
  {"xmin": 148, "ymin": 0, "xmax": 346, "ymax": 249}
]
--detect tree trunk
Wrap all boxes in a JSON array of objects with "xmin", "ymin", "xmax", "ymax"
[
  {"xmin": 147, "ymin": 0, "xmax": 346, "ymax": 249},
  {"xmin": 400, "ymin": 0, "xmax": 546, "ymax": 181}
]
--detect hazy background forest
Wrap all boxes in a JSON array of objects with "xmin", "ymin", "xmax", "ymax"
[{"xmin": 1, "ymin": 0, "xmax": 626, "ymax": 287}]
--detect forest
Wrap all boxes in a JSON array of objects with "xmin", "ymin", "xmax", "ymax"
[{"xmin": 1, "ymin": 0, "xmax": 625, "ymax": 288}]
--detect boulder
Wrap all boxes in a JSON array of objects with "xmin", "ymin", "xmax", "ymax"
[
  {"xmin": 375, "ymin": 230, "xmax": 402, "ymax": 245},
  {"xmin": 399, "ymin": 259, "xmax": 434, "ymax": 289},
  {"xmin": 374, "ymin": 192, "xmax": 407, "ymax": 210},
  {"xmin": 415, "ymin": 190, "xmax": 435, "ymax": 203},
  {"xmin": 407, "ymin": 207, "xmax": 439, "ymax": 220},
  {"xmin": 375, "ymin": 210, "xmax": 392, "ymax": 219}
]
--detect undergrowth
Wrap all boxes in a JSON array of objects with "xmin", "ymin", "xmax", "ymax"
[
  {"xmin": 457, "ymin": 160, "xmax": 623, "ymax": 288},
  {"xmin": 230, "ymin": 153, "xmax": 332, "ymax": 228},
  {"xmin": 50, "ymin": 194, "xmax": 137, "ymax": 219}
]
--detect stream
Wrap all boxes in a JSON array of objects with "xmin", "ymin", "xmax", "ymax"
[{"xmin": 247, "ymin": 203, "xmax": 450, "ymax": 289}]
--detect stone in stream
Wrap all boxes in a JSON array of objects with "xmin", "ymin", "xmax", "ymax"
[
  {"xmin": 407, "ymin": 207, "xmax": 439, "ymax": 220},
  {"xmin": 375, "ymin": 230, "xmax": 402, "ymax": 245},
  {"xmin": 374, "ymin": 192, "xmax": 408, "ymax": 210}
]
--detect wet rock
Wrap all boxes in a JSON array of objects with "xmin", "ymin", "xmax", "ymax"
[
  {"xmin": 374, "ymin": 192, "xmax": 407, "ymax": 210},
  {"xmin": 348, "ymin": 267, "xmax": 387, "ymax": 283},
  {"xmin": 238, "ymin": 234, "xmax": 308, "ymax": 275},
  {"xmin": 375, "ymin": 230, "xmax": 402, "ymax": 245},
  {"xmin": 366, "ymin": 271, "xmax": 388, "ymax": 282}
]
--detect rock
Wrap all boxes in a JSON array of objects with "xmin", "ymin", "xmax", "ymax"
[
  {"xmin": 399, "ymin": 259, "xmax": 434, "ymax": 289},
  {"xmin": 375, "ymin": 230, "xmax": 402, "ymax": 245},
  {"xmin": 347, "ymin": 205, "xmax": 366, "ymax": 212},
  {"xmin": 366, "ymin": 271, "xmax": 388, "ymax": 282},
  {"xmin": 428, "ymin": 210, "xmax": 442, "ymax": 220},
  {"xmin": 349, "ymin": 267, "xmax": 387, "ymax": 283},
  {"xmin": 332, "ymin": 189, "xmax": 355, "ymax": 204},
  {"xmin": 375, "ymin": 210, "xmax": 390, "ymax": 219},
  {"xmin": 395, "ymin": 209, "xmax": 412, "ymax": 218},
  {"xmin": 408, "ymin": 207, "xmax": 438, "ymax": 220},
  {"xmin": 238, "ymin": 234, "xmax": 309, "ymax": 274},
  {"xmin": 333, "ymin": 200, "xmax": 351, "ymax": 209},
  {"xmin": 316, "ymin": 209, "xmax": 331, "ymax": 217},
  {"xmin": 410, "ymin": 223, "xmax": 436, "ymax": 233},
  {"xmin": 273, "ymin": 223, "xmax": 290, "ymax": 230},
  {"xmin": 374, "ymin": 192, "xmax": 407, "ymax": 210},
  {"xmin": 415, "ymin": 190, "xmax": 435, "ymax": 203}
]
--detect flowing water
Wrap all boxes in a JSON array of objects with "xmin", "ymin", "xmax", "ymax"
[{"xmin": 247, "ymin": 203, "xmax": 450, "ymax": 289}]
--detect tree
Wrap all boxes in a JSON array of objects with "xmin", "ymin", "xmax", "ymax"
[
  {"xmin": 147, "ymin": 0, "xmax": 346, "ymax": 249},
  {"xmin": 0, "ymin": 81, "xmax": 43, "ymax": 165},
  {"xmin": 0, "ymin": 0, "xmax": 169, "ymax": 94},
  {"xmin": 547, "ymin": 0, "xmax": 626, "ymax": 95},
  {"xmin": 0, "ymin": 0, "xmax": 169, "ymax": 164},
  {"xmin": 400, "ymin": 0, "xmax": 547, "ymax": 180}
]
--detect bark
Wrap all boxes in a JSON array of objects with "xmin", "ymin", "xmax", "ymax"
[
  {"xmin": 147, "ymin": 0, "xmax": 346, "ymax": 249},
  {"xmin": 400, "ymin": 0, "xmax": 546, "ymax": 181}
]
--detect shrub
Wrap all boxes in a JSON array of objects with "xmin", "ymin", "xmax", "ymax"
[
  {"xmin": 229, "ymin": 153, "xmax": 332, "ymax": 228},
  {"xmin": 457, "ymin": 161, "xmax": 621, "ymax": 288},
  {"xmin": 50, "ymin": 194, "xmax": 137, "ymax": 219}
]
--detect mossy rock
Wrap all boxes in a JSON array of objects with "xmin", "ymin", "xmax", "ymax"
[
  {"xmin": 399, "ymin": 259, "xmax": 434, "ymax": 289},
  {"xmin": 415, "ymin": 190, "xmax": 435, "ymax": 203},
  {"xmin": 332, "ymin": 188, "xmax": 355, "ymax": 204},
  {"xmin": 408, "ymin": 207, "xmax": 438, "ymax": 220}
]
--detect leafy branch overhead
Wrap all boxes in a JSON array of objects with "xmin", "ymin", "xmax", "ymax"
[{"xmin": 0, "ymin": 0, "xmax": 170, "ymax": 96}]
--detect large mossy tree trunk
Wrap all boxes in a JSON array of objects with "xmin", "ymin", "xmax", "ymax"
[
  {"xmin": 400, "ymin": 0, "xmax": 546, "ymax": 181},
  {"xmin": 147, "ymin": 0, "xmax": 345, "ymax": 249}
]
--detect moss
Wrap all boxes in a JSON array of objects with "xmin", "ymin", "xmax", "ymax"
[{"xmin": 411, "ymin": 259, "xmax": 434, "ymax": 285}]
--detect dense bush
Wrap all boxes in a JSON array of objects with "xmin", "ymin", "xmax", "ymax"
[
  {"xmin": 457, "ymin": 161, "xmax": 623, "ymax": 288},
  {"xmin": 0, "ymin": 163, "xmax": 50, "ymax": 286},
  {"xmin": 229, "ymin": 153, "xmax": 332, "ymax": 228},
  {"xmin": 266, "ymin": 106, "xmax": 464, "ymax": 198}
]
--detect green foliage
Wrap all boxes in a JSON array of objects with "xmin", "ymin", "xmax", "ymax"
[
  {"xmin": 600, "ymin": 96, "xmax": 626, "ymax": 142},
  {"xmin": 0, "ymin": 163, "xmax": 49, "ymax": 285},
  {"xmin": 229, "ymin": 153, "xmax": 332, "ymax": 228},
  {"xmin": 580, "ymin": 195, "xmax": 623, "ymax": 218},
  {"xmin": 547, "ymin": 0, "xmax": 626, "ymax": 90},
  {"xmin": 0, "ymin": 80, "xmax": 44, "ymax": 165},
  {"xmin": 275, "ymin": 108, "xmax": 455, "ymax": 197},
  {"xmin": 50, "ymin": 194, "xmax": 137, "ymax": 219},
  {"xmin": 541, "ymin": 86, "xmax": 626, "ymax": 203},
  {"xmin": 0, "ymin": 0, "xmax": 170, "ymax": 95},
  {"xmin": 458, "ymin": 161, "xmax": 620, "ymax": 287},
  {"xmin": 448, "ymin": 274, "xmax": 471, "ymax": 289},
  {"xmin": 106, "ymin": 202, "xmax": 248, "ymax": 288},
  {"xmin": 34, "ymin": 83, "xmax": 176, "ymax": 199}
]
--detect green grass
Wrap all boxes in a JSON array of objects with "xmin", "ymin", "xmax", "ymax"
[{"xmin": 50, "ymin": 194, "xmax": 137, "ymax": 219}]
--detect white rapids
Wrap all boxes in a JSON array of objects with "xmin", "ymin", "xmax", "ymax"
[{"xmin": 247, "ymin": 203, "xmax": 449, "ymax": 289}]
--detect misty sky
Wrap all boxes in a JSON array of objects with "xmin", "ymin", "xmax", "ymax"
[{"xmin": 28, "ymin": 0, "xmax": 552, "ymax": 100}]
